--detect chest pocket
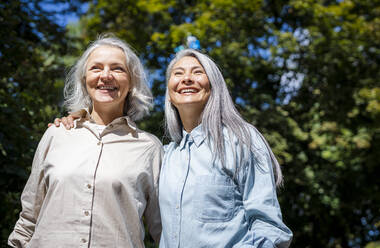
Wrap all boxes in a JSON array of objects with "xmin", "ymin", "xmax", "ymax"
[{"xmin": 193, "ymin": 175, "xmax": 236, "ymax": 222}]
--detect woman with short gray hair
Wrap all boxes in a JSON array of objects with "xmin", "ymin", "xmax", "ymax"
[
  {"xmin": 64, "ymin": 35, "xmax": 152, "ymax": 122},
  {"xmin": 159, "ymin": 49, "xmax": 292, "ymax": 247},
  {"xmin": 8, "ymin": 35, "xmax": 162, "ymax": 248}
]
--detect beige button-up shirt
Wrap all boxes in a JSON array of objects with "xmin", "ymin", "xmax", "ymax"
[{"xmin": 8, "ymin": 113, "xmax": 162, "ymax": 248}]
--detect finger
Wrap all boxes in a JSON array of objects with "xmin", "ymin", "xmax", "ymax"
[
  {"xmin": 61, "ymin": 117, "xmax": 70, "ymax": 130},
  {"xmin": 68, "ymin": 115, "xmax": 75, "ymax": 128},
  {"xmin": 54, "ymin": 118, "xmax": 62, "ymax": 127},
  {"xmin": 48, "ymin": 123, "xmax": 52, "ymax": 127}
]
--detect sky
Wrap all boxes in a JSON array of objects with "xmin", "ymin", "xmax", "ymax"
[{"xmin": 39, "ymin": 1, "xmax": 89, "ymax": 27}]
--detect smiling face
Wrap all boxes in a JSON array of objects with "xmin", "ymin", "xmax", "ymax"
[
  {"xmin": 85, "ymin": 46, "xmax": 130, "ymax": 112},
  {"xmin": 168, "ymin": 56, "xmax": 211, "ymax": 112}
]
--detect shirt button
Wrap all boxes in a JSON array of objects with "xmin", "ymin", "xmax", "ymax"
[
  {"xmin": 81, "ymin": 238, "xmax": 87, "ymax": 243},
  {"xmin": 86, "ymin": 184, "xmax": 92, "ymax": 189},
  {"xmin": 109, "ymin": 124, "xmax": 113, "ymax": 128},
  {"xmin": 97, "ymin": 141, "xmax": 102, "ymax": 145},
  {"xmin": 84, "ymin": 210, "xmax": 90, "ymax": 216},
  {"xmin": 176, "ymin": 205, "xmax": 179, "ymax": 209}
]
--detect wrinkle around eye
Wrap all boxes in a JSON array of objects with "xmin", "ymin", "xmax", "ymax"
[
  {"xmin": 89, "ymin": 65, "xmax": 101, "ymax": 71},
  {"xmin": 113, "ymin": 67, "xmax": 126, "ymax": 72}
]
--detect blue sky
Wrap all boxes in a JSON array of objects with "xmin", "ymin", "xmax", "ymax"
[{"xmin": 39, "ymin": 1, "xmax": 88, "ymax": 27}]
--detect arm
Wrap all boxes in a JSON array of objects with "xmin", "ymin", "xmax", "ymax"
[
  {"xmin": 238, "ymin": 134, "xmax": 292, "ymax": 248},
  {"xmin": 143, "ymin": 142, "xmax": 163, "ymax": 244},
  {"xmin": 8, "ymin": 128, "xmax": 53, "ymax": 247}
]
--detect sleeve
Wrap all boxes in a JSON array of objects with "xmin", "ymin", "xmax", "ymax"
[
  {"xmin": 238, "ymin": 131, "xmax": 293, "ymax": 248},
  {"xmin": 8, "ymin": 127, "xmax": 54, "ymax": 247},
  {"xmin": 143, "ymin": 141, "xmax": 163, "ymax": 244}
]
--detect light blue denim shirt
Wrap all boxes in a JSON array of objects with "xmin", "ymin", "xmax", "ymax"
[{"xmin": 159, "ymin": 125, "xmax": 292, "ymax": 248}]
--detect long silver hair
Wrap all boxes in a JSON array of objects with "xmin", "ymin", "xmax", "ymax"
[
  {"xmin": 63, "ymin": 34, "xmax": 152, "ymax": 121},
  {"xmin": 164, "ymin": 49, "xmax": 283, "ymax": 186}
]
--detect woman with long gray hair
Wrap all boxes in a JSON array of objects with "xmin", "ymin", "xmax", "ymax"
[
  {"xmin": 47, "ymin": 47, "xmax": 292, "ymax": 247},
  {"xmin": 158, "ymin": 49, "xmax": 292, "ymax": 247},
  {"xmin": 8, "ymin": 35, "xmax": 162, "ymax": 247}
]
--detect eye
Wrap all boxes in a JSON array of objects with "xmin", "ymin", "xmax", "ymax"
[
  {"xmin": 113, "ymin": 66, "xmax": 126, "ymax": 72},
  {"xmin": 89, "ymin": 65, "xmax": 101, "ymax": 71},
  {"xmin": 194, "ymin": 70, "xmax": 204, "ymax": 74},
  {"xmin": 173, "ymin": 71, "xmax": 183, "ymax": 75}
]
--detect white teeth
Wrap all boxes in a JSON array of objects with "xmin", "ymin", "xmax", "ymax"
[
  {"xmin": 180, "ymin": 89, "xmax": 197, "ymax": 94},
  {"xmin": 98, "ymin": 86, "xmax": 117, "ymax": 90}
]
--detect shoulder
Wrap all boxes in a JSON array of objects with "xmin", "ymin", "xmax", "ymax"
[
  {"xmin": 162, "ymin": 142, "xmax": 179, "ymax": 162},
  {"xmin": 247, "ymin": 125, "xmax": 275, "ymax": 172},
  {"xmin": 246, "ymin": 125, "xmax": 268, "ymax": 151},
  {"xmin": 135, "ymin": 128, "xmax": 163, "ymax": 150},
  {"xmin": 34, "ymin": 125, "xmax": 70, "ymax": 159},
  {"xmin": 163, "ymin": 141, "xmax": 177, "ymax": 153},
  {"xmin": 221, "ymin": 124, "xmax": 261, "ymax": 148},
  {"xmin": 40, "ymin": 124, "xmax": 69, "ymax": 143}
]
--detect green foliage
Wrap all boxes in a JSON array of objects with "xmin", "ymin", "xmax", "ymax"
[
  {"xmin": 276, "ymin": 0, "xmax": 380, "ymax": 246},
  {"xmin": 80, "ymin": 0, "xmax": 379, "ymax": 247},
  {"xmin": 0, "ymin": 0, "xmax": 83, "ymax": 244},
  {"xmin": 366, "ymin": 241, "xmax": 380, "ymax": 248},
  {"xmin": 1, "ymin": 0, "xmax": 379, "ymax": 247}
]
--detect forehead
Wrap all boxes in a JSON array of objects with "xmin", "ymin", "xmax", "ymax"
[
  {"xmin": 87, "ymin": 45, "xmax": 126, "ymax": 62},
  {"xmin": 172, "ymin": 56, "xmax": 203, "ymax": 69}
]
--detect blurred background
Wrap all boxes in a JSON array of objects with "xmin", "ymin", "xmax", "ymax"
[{"xmin": 1, "ymin": 0, "xmax": 379, "ymax": 247}]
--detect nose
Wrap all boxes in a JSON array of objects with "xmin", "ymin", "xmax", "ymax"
[
  {"xmin": 100, "ymin": 68, "xmax": 113, "ymax": 81},
  {"xmin": 182, "ymin": 72, "xmax": 193, "ymax": 85}
]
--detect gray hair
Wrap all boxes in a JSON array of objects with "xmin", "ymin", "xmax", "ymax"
[
  {"xmin": 164, "ymin": 49, "xmax": 283, "ymax": 186},
  {"xmin": 64, "ymin": 34, "xmax": 153, "ymax": 121}
]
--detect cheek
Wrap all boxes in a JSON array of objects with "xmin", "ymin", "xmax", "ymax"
[
  {"xmin": 85, "ymin": 79, "xmax": 92, "ymax": 91},
  {"xmin": 194, "ymin": 75, "xmax": 210, "ymax": 89},
  {"xmin": 116, "ymin": 76, "xmax": 130, "ymax": 90},
  {"xmin": 85, "ymin": 74, "xmax": 97, "ymax": 86},
  {"xmin": 168, "ymin": 78, "xmax": 177, "ymax": 88},
  {"xmin": 201, "ymin": 80, "xmax": 211, "ymax": 91},
  {"xmin": 168, "ymin": 79, "xmax": 178, "ymax": 93},
  {"xmin": 168, "ymin": 89, "xmax": 175, "ymax": 102}
]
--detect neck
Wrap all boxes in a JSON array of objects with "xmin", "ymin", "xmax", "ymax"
[
  {"xmin": 177, "ymin": 105, "xmax": 203, "ymax": 132},
  {"xmin": 91, "ymin": 103, "xmax": 124, "ymax": 125}
]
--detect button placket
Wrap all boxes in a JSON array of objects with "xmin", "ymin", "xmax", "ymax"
[
  {"xmin": 97, "ymin": 135, "xmax": 103, "ymax": 146},
  {"xmin": 174, "ymin": 137, "xmax": 192, "ymax": 247}
]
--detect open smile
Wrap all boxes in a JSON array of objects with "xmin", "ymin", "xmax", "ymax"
[
  {"xmin": 178, "ymin": 88, "xmax": 199, "ymax": 94},
  {"xmin": 96, "ymin": 85, "xmax": 118, "ymax": 91}
]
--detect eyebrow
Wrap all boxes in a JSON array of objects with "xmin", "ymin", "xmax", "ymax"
[
  {"xmin": 89, "ymin": 62, "xmax": 126, "ymax": 66},
  {"xmin": 172, "ymin": 66, "xmax": 204, "ymax": 71}
]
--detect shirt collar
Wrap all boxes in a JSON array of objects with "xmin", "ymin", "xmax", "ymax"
[
  {"xmin": 75, "ymin": 108, "xmax": 137, "ymax": 131},
  {"xmin": 179, "ymin": 124, "xmax": 206, "ymax": 150}
]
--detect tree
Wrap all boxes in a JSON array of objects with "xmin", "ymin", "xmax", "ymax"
[
  {"xmin": 79, "ymin": 0, "xmax": 379, "ymax": 247},
  {"xmin": 0, "ymin": 0, "xmax": 83, "ymax": 243},
  {"xmin": 275, "ymin": 0, "xmax": 380, "ymax": 246},
  {"xmin": 2, "ymin": 0, "xmax": 379, "ymax": 247}
]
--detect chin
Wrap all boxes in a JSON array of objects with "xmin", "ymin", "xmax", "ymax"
[
  {"xmin": 92, "ymin": 97, "xmax": 122, "ymax": 105},
  {"xmin": 95, "ymin": 98, "xmax": 116, "ymax": 103}
]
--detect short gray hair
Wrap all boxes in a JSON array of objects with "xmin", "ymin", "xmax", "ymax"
[
  {"xmin": 164, "ymin": 49, "xmax": 283, "ymax": 186},
  {"xmin": 64, "ymin": 34, "xmax": 153, "ymax": 121}
]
